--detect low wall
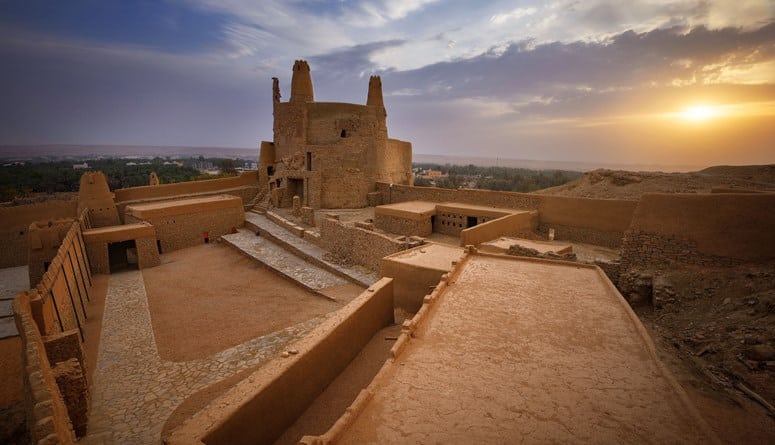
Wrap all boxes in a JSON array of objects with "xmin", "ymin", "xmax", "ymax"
[
  {"xmin": 537, "ymin": 195, "xmax": 637, "ymax": 248},
  {"xmin": 0, "ymin": 201, "xmax": 78, "ymax": 268},
  {"xmin": 376, "ymin": 183, "xmax": 541, "ymax": 209},
  {"xmin": 320, "ymin": 217, "xmax": 407, "ymax": 271},
  {"xmin": 374, "ymin": 213, "xmax": 431, "ymax": 237},
  {"xmin": 114, "ymin": 171, "xmax": 258, "ymax": 202},
  {"xmin": 13, "ymin": 293, "xmax": 77, "ymax": 445},
  {"xmin": 620, "ymin": 193, "xmax": 775, "ymax": 271},
  {"xmin": 125, "ymin": 202, "xmax": 244, "ymax": 253},
  {"xmin": 30, "ymin": 212, "xmax": 93, "ymax": 338},
  {"xmin": 167, "ymin": 278, "xmax": 395, "ymax": 445},
  {"xmin": 376, "ymin": 183, "xmax": 636, "ymax": 248},
  {"xmin": 460, "ymin": 211, "xmax": 538, "ymax": 246}
]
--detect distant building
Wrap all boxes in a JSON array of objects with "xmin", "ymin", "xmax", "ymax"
[{"xmin": 73, "ymin": 163, "xmax": 89, "ymax": 169}]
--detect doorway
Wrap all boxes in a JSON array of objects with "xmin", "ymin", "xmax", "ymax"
[
  {"xmin": 467, "ymin": 216, "xmax": 478, "ymax": 228},
  {"xmin": 108, "ymin": 240, "xmax": 138, "ymax": 273}
]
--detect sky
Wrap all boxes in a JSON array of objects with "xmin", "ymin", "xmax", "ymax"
[{"xmin": 0, "ymin": 0, "xmax": 774, "ymax": 168}]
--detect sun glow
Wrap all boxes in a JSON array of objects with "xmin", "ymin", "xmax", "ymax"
[{"xmin": 677, "ymin": 105, "xmax": 722, "ymax": 122}]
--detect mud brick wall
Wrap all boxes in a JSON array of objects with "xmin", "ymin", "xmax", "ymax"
[
  {"xmin": 620, "ymin": 231, "xmax": 744, "ymax": 273},
  {"xmin": 320, "ymin": 217, "xmax": 407, "ymax": 271},
  {"xmin": 376, "ymin": 183, "xmax": 636, "ymax": 248},
  {"xmin": 0, "ymin": 200, "xmax": 77, "ymax": 268},
  {"xmin": 622, "ymin": 193, "xmax": 775, "ymax": 265},
  {"xmin": 126, "ymin": 205, "xmax": 244, "ymax": 253},
  {"xmin": 377, "ymin": 182, "xmax": 541, "ymax": 209},
  {"xmin": 13, "ymin": 292, "xmax": 77, "ymax": 445},
  {"xmin": 374, "ymin": 213, "xmax": 431, "ymax": 237},
  {"xmin": 114, "ymin": 171, "xmax": 258, "ymax": 202},
  {"xmin": 31, "ymin": 212, "xmax": 92, "ymax": 337},
  {"xmin": 536, "ymin": 223, "xmax": 625, "ymax": 249},
  {"xmin": 52, "ymin": 358, "xmax": 89, "ymax": 437}
]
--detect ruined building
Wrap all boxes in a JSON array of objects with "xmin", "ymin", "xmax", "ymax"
[{"xmin": 259, "ymin": 60, "xmax": 413, "ymax": 209}]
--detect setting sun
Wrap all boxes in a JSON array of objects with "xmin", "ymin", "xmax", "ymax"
[{"xmin": 678, "ymin": 105, "xmax": 722, "ymax": 122}]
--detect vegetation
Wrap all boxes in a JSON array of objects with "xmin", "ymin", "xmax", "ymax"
[
  {"xmin": 412, "ymin": 163, "xmax": 582, "ymax": 192},
  {"xmin": 0, "ymin": 157, "xmax": 246, "ymax": 202}
]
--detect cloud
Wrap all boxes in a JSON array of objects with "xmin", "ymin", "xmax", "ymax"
[{"xmin": 384, "ymin": 23, "xmax": 775, "ymax": 102}]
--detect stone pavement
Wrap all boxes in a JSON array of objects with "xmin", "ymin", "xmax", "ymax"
[
  {"xmin": 222, "ymin": 229, "xmax": 347, "ymax": 292},
  {"xmin": 0, "ymin": 265, "xmax": 29, "ymax": 338},
  {"xmin": 84, "ymin": 270, "xmax": 326, "ymax": 444},
  {"xmin": 244, "ymin": 212, "xmax": 378, "ymax": 287}
]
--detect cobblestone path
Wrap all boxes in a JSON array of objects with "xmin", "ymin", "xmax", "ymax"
[{"xmin": 84, "ymin": 270, "xmax": 324, "ymax": 444}]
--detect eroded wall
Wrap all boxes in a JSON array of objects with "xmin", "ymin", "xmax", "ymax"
[
  {"xmin": 320, "ymin": 216, "xmax": 407, "ymax": 271},
  {"xmin": 13, "ymin": 293, "xmax": 77, "ymax": 445},
  {"xmin": 0, "ymin": 201, "xmax": 77, "ymax": 268},
  {"xmin": 620, "ymin": 193, "xmax": 775, "ymax": 272},
  {"xmin": 77, "ymin": 172, "xmax": 120, "ymax": 228}
]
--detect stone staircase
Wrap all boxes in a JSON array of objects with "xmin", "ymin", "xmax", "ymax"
[{"xmin": 250, "ymin": 192, "xmax": 271, "ymax": 214}]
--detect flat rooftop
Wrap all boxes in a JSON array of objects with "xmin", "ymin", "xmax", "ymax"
[
  {"xmin": 333, "ymin": 254, "xmax": 716, "ymax": 444},
  {"xmin": 82, "ymin": 222, "xmax": 155, "ymax": 243},
  {"xmin": 480, "ymin": 236, "xmax": 573, "ymax": 255},
  {"xmin": 125, "ymin": 194, "xmax": 242, "ymax": 218},
  {"xmin": 381, "ymin": 243, "xmax": 465, "ymax": 272},
  {"xmin": 376, "ymin": 201, "xmax": 524, "ymax": 221},
  {"xmin": 375, "ymin": 201, "xmax": 437, "ymax": 220}
]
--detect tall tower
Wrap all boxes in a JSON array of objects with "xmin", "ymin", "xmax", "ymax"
[
  {"xmin": 290, "ymin": 60, "xmax": 314, "ymax": 103},
  {"xmin": 367, "ymin": 75, "xmax": 385, "ymax": 109}
]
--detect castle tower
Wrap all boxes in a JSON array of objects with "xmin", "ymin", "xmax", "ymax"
[
  {"xmin": 367, "ymin": 75, "xmax": 384, "ymax": 108},
  {"xmin": 290, "ymin": 60, "xmax": 314, "ymax": 103}
]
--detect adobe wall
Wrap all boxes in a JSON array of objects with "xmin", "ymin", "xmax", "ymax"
[
  {"xmin": 0, "ymin": 200, "xmax": 77, "ymax": 268},
  {"xmin": 167, "ymin": 278, "xmax": 395, "ymax": 445},
  {"xmin": 13, "ymin": 292, "xmax": 77, "ymax": 445},
  {"xmin": 320, "ymin": 216, "xmax": 407, "ymax": 271},
  {"xmin": 82, "ymin": 223, "xmax": 160, "ymax": 273},
  {"xmin": 377, "ymin": 183, "xmax": 636, "ymax": 247},
  {"xmin": 28, "ymin": 212, "xmax": 93, "ymax": 338},
  {"xmin": 125, "ymin": 202, "xmax": 243, "ymax": 253},
  {"xmin": 28, "ymin": 219, "xmax": 75, "ymax": 288},
  {"xmin": 536, "ymin": 195, "xmax": 637, "ymax": 248},
  {"xmin": 460, "ymin": 211, "xmax": 538, "ymax": 247},
  {"xmin": 374, "ymin": 213, "xmax": 432, "ymax": 237},
  {"xmin": 77, "ymin": 172, "xmax": 120, "ymax": 228},
  {"xmin": 113, "ymin": 171, "xmax": 258, "ymax": 203},
  {"xmin": 620, "ymin": 193, "xmax": 775, "ymax": 272},
  {"xmin": 376, "ymin": 138, "xmax": 413, "ymax": 185},
  {"xmin": 377, "ymin": 183, "xmax": 541, "ymax": 209},
  {"xmin": 379, "ymin": 259, "xmax": 448, "ymax": 313}
]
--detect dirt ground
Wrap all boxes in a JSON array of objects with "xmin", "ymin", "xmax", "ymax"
[
  {"xmin": 535, "ymin": 165, "xmax": 775, "ymax": 200},
  {"xmin": 633, "ymin": 263, "xmax": 775, "ymax": 443},
  {"xmin": 143, "ymin": 243, "xmax": 363, "ymax": 362}
]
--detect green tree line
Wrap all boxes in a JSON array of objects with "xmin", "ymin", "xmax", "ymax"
[
  {"xmin": 413, "ymin": 163, "xmax": 582, "ymax": 192},
  {"xmin": 0, "ymin": 158, "xmax": 241, "ymax": 202}
]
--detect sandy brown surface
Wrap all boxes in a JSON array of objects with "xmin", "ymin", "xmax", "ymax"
[
  {"xmin": 335, "ymin": 255, "xmax": 717, "ymax": 444},
  {"xmin": 143, "ymin": 243, "xmax": 344, "ymax": 362},
  {"xmin": 535, "ymin": 165, "xmax": 775, "ymax": 200},
  {"xmin": 82, "ymin": 274, "xmax": 108, "ymax": 385},
  {"xmin": 0, "ymin": 337, "xmax": 22, "ymax": 406},
  {"xmin": 274, "ymin": 323, "xmax": 402, "ymax": 445}
]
